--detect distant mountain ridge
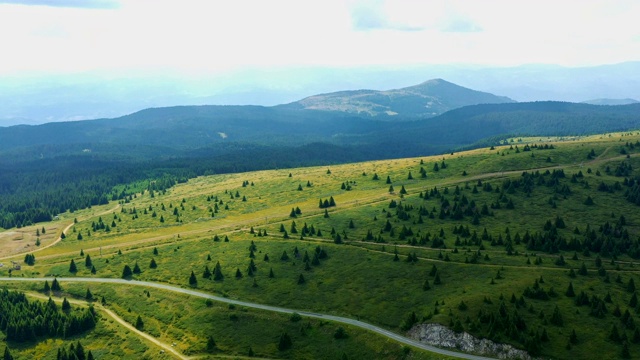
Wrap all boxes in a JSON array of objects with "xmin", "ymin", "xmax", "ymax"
[
  {"xmin": 581, "ymin": 98, "xmax": 639, "ymax": 106},
  {"xmin": 281, "ymin": 78, "xmax": 515, "ymax": 117}
]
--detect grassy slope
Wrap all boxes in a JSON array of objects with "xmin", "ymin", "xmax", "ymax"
[{"xmin": 2, "ymin": 130, "xmax": 640, "ymax": 359}]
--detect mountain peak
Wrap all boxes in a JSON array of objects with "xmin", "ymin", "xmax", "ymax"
[{"xmin": 285, "ymin": 79, "xmax": 515, "ymax": 117}]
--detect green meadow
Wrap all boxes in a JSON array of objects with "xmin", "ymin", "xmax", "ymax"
[{"xmin": 2, "ymin": 131, "xmax": 640, "ymax": 359}]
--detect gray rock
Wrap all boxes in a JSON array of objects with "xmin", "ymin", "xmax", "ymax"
[{"xmin": 408, "ymin": 323, "xmax": 534, "ymax": 360}]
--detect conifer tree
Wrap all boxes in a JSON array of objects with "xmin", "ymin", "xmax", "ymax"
[
  {"xmin": 569, "ymin": 329, "xmax": 578, "ymax": 344},
  {"xmin": 214, "ymin": 261, "xmax": 224, "ymax": 281},
  {"xmin": 51, "ymin": 278, "xmax": 62, "ymax": 291},
  {"xmin": 423, "ymin": 279, "xmax": 431, "ymax": 290},
  {"xmin": 206, "ymin": 336, "xmax": 216, "ymax": 352},
  {"xmin": 69, "ymin": 259, "xmax": 78, "ymax": 273},
  {"xmin": 203, "ymin": 265, "xmax": 212, "ymax": 279},
  {"xmin": 189, "ymin": 271, "xmax": 198, "ymax": 286},
  {"xmin": 135, "ymin": 315, "xmax": 144, "ymax": 330},
  {"xmin": 277, "ymin": 332, "xmax": 292, "ymax": 351},
  {"xmin": 62, "ymin": 297, "xmax": 71, "ymax": 312},
  {"xmin": 3, "ymin": 347, "xmax": 14, "ymax": 360},
  {"xmin": 122, "ymin": 265, "xmax": 133, "ymax": 278},
  {"xmin": 578, "ymin": 262, "xmax": 588, "ymax": 275},
  {"xmin": 150, "ymin": 258, "xmax": 158, "ymax": 269},
  {"xmin": 434, "ymin": 272, "xmax": 442, "ymax": 285},
  {"xmin": 566, "ymin": 282, "xmax": 576, "ymax": 297}
]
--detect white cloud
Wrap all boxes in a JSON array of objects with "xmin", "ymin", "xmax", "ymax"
[{"xmin": 0, "ymin": 0, "xmax": 638, "ymax": 76}]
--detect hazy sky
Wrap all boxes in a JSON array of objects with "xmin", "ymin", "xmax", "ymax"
[{"xmin": 1, "ymin": 0, "xmax": 639, "ymax": 77}]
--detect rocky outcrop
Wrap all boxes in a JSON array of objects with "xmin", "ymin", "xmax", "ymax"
[{"xmin": 408, "ymin": 323, "xmax": 533, "ymax": 360}]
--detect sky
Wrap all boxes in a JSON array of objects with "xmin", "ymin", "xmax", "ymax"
[{"xmin": 1, "ymin": 0, "xmax": 639, "ymax": 77}]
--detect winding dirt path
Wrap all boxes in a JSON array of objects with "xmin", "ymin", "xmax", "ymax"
[{"xmin": 0, "ymin": 204, "xmax": 121, "ymax": 262}]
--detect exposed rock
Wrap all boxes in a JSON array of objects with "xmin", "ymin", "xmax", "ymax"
[{"xmin": 408, "ymin": 323, "xmax": 533, "ymax": 360}]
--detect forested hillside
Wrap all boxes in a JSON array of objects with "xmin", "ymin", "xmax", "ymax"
[{"xmin": 1, "ymin": 100, "xmax": 639, "ymax": 230}]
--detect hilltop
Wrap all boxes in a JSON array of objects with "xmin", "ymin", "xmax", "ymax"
[{"xmin": 283, "ymin": 78, "xmax": 515, "ymax": 117}]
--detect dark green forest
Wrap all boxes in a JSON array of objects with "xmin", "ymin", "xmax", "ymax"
[{"xmin": 0, "ymin": 288, "xmax": 96, "ymax": 342}]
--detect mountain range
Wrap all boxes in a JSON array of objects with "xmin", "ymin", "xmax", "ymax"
[
  {"xmin": 1, "ymin": 61, "xmax": 639, "ymax": 126},
  {"xmin": 1, "ymin": 79, "xmax": 639, "ymax": 163},
  {"xmin": 2, "ymin": 78, "xmax": 640, "ymax": 229}
]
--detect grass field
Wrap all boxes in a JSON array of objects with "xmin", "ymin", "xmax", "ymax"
[{"xmin": 2, "ymin": 130, "xmax": 640, "ymax": 359}]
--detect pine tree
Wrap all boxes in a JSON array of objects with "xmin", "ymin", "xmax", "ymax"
[
  {"xmin": 43, "ymin": 280, "xmax": 50, "ymax": 293},
  {"xmin": 69, "ymin": 259, "xmax": 78, "ymax": 273},
  {"xmin": 569, "ymin": 329, "xmax": 578, "ymax": 344},
  {"xmin": 429, "ymin": 265, "xmax": 438, "ymax": 276},
  {"xmin": 235, "ymin": 268, "xmax": 243, "ymax": 278},
  {"xmin": 122, "ymin": 265, "xmax": 133, "ymax": 278},
  {"xmin": 629, "ymin": 278, "xmax": 636, "ymax": 293},
  {"xmin": 566, "ymin": 282, "xmax": 576, "ymax": 297},
  {"xmin": 277, "ymin": 332, "xmax": 292, "ymax": 351},
  {"xmin": 75, "ymin": 341, "xmax": 85, "ymax": 360},
  {"xmin": 133, "ymin": 262, "xmax": 141, "ymax": 274},
  {"xmin": 62, "ymin": 297, "xmax": 71, "ymax": 312},
  {"xmin": 622, "ymin": 342, "xmax": 631, "ymax": 359},
  {"xmin": 85, "ymin": 254, "xmax": 92, "ymax": 268},
  {"xmin": 423, "ymin": 279, "xmax": 431, "ymax": 290},
  {"xmin": 214, "ymin": 261, "xmax": 224, "ymax": 281},
  {"xmin": 298, "ymin": 274, "xmax": 305, "ymax": 284},
  {"xmin": 85, "ymin": 288, "xmax": 93, "ymax": 301},
  {"xmin": 206, "ymin": 336, "xmax": 216, "ymax": 352},
  {"xmin": 334, "ymin": 327, "xmax": 347, "ymax": 339},
  {"xmin": 578, "ymin": 262, "xmax": 588, "ymax": 275},
  {"xmin": 269, "ymin": 268, "xmax": 275, "ymax": 278},
  {"xmin": 550, "ymin": 305, "xmax": 564, "ymax": 326},
  {"xmin": 203, "ymin": 265, "xmax": 212, "ymax": 279},
  {"xmin": 51, "ymin": 278, "xmax": 62, "ymax": 291},
  {"xmin": 189, "ymin": 271, "xmax": 198, "ymax": 286},
  {"xmin": 150, "ymin": 258, "xmax": 158, "ymax": 269},
  {"xmin": 434, "ymin": 272, "xmax": 442, "ymax": 285},
  {"xmin": 3, "ymin": 347, "xmax": 14, "ymax": 360},
  {"xmin": 135, "ymin": 315, "xmax": 144, "ymax": 330},
  {"xmin": 610, "ymin": 324, "xmax": 622, "ymax": 342}
]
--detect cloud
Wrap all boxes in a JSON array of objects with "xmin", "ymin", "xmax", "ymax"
[
  {"xmin": 441, "ymin": 17, "xmax": 482, "ymax": 33},
  {"xmin": 350, "ymin": 0, "xmax": 425, "ymax": 31},
  {"xmin": 0, "ymin": 0, "xmax": 119, "ymax": 9}
]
